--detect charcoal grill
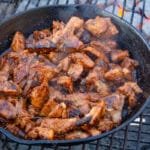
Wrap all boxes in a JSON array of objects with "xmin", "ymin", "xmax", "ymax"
[{"xmin": 0, "ymin": 0, "xmax": 150, "ymax": 150}]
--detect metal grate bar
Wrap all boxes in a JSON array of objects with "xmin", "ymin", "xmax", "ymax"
[
  {"xmin": 112, "ymin": 0, "xmax": 117, "ymax": 14},
  {"xmin": 121, "ymin": 0, "xmax": 127, "ymax": 18},
  {"xmin": 95, "ymin": 139, "xmax": 100, "ymax": 150},
  {"xmin": 123, "ymin": 126, "xmax": 129, "ymax": 150},
  {"xmin": 136, "ymin": 114, "xmax": 143, "ymax": 150},
  {"xmin": 25, "ymin": 0, "xmax": 31, "ymax": 10},
  {"xmin": 109, "ymin": 133, "xmax": 114, "ymax": 150},
  {"xmin": 130, "ymin": 0, "xmax": 136, "ymax": 24},
  {"xmin": 104, "ymin": 0, "xmax": 108, "ymax": 7},
  {"xmin": 53, "ymin": 0, "xmax": 59, "ymax": 4},
  {"xmin": 66, "ymin": 0, "xmax": 69, "ymax": 4},
  {"xmin": 40, "ymin": 145, "xmax": 45, "ymax": 150},
  {"xmin": 139, "ymin": 0, "xmax": 146, "ymax": 32},
  {"xmin": 93, "ymin": 0, "xmax": 98, "ymax": 5},
  {"xmin": 82, "ymin": 143, "xmax": 86, "ymax": 150},
  {"xmin": 68, "ymin": 145, "xmax": 71, "ymax": 150},
  {"xmin": 36, "ymin": 0, "xmax": 40, "ymax": 7},
  {"xmin": 47, "ymin": 0, "xmax": 51, "ymax": 5},
  {"xmin": 27, "ymin": 145, "xmax": 32, "ymax": 150}
]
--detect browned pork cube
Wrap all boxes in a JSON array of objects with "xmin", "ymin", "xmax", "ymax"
[{"xmin": 11, "ymin": 32, "xmax": 25, "ymax": 51}]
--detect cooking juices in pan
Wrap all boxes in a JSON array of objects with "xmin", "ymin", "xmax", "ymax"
[{"xmin": 0, "ymin": 16, "xmax": 142, "ymax": 140}]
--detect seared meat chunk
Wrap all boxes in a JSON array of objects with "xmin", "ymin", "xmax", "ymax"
[
  {"xmin": 48, "ymin": 52, "xmax": 68, "ymax": 64},
  {"xmin": 111, "ymin": 50, "xmax": 129, "ymax": 62},
  {"xmin": 118, "ymin": 82, "xmax": 142, "ymax": 107},
  {"xmin": 0, "ymin": 81, "xmax": 21, "ymax": 96},
  {"xmin": 83, "ymin": 46, "xmax": 109, "ymax": 63},
  {"xmin": 102, "ymin": 18, "xmax": 118, "ymax": 38},
  {"xmin": 71, "ymin": 53, "xmax": 95, "ymax": 68},
  {"xmin": 11, "ymin": 32, "xmax": 25, "ymax": 51},
  {"xmin": 104, "ymin": 67, "xmax": 131, "ymax": 81},
  {"xmin": 121, "ymin": 57, "xmax": 139, "ymax": 70},
  {"xmin": 33, "ymin": 29, "xmax": 51, "ymax": 41},
  {"xmin": 68, "ymin": 63, "xmax": 83, "ymax": 81},
  {"xmin": 40, "ymin": 99, "xmax": 57, "ymax": 116},
  {"xmin": 30, "ymin": 83, "xmax": 49, "ymax": 109},
  {"xmin": 27, "ymin": 127, "xmax": 54, "ymax": 140},
  {"xmin": 40, "ymin": 118, "xmax": 77, "ymax": 134},
  {"xmin": 31, "ymin": 64, "xmax": 57, "ymax": 82},
  {"xmin": 63, "ymin": 16, "xmax": 84, "ymax": 35},
  {"xmin": 57, "ymin": 76, "xmax": 73, "ymax": 92},
  {"xmin": 61, "ymin": 35, "xmax": 83, "ymax": 51},
  {"xmin": 85, "ymin": 101, "xmax": 105, "ymax": 125},
  {"xmin": 104, "ymin": 93, "xmax": 125, "ymax": 123},
  {"xmin": 0, "ymin": 99, "xmax": 17, "ymax": 119},
  {"xmin": 90, "ymin": 40, "xmax": 117, "ymax": 53},
  {"xmin": 57, "ymin": 56, "xmax": 71, "ymax": 72},
  {"xmin": 52, "ymin": 16, "xmax": 84, "ymax": 45},
  {"xmin": 0, "ymin": 63, "xmax": 10, "ymax": 82},
  {"xmin": 85, "ymin": 16, "xmax": 108, "ymax": 37},
  {"xmin": 65, "ymin": 130, "xmax": 89, "ymax": 140},
  {"xmin": 26, "ymin": 38, "xmax": 56, "ymax": 54},
  {"xmin": 48, "ymin": 102, "xmax": 67, "ymax": 118},
  {"xmin": 98, "ymin": 118, "xmax": 114, "ymax": 132}
]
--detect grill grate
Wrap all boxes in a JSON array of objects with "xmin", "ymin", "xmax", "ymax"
[{"xmin": 0, "ymin": 0, "xmax": 150, "ymax": 150}]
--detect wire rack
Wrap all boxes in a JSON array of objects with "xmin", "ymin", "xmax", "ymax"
[{"xmin": 0, "ymin": 0, "xmax": 150, "ymax": 150}]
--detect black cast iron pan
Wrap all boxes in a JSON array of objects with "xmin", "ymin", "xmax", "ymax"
[{"xmin": 0, "ymin": 4, "xmax": 150, "ymax": 146}]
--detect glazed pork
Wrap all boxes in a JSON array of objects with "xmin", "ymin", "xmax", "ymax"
[{"xmin": 0, "ymin": 16, "xmax": 142, "ymax": 140}]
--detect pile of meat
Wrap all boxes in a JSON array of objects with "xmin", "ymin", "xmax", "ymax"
[{"xmin": 0, "ymin": 16, "xmax": 142, "ymax": 140}]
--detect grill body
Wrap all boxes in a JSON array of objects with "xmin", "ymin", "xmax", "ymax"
[{"xmin": 0, "ymin": 1, "xmax": 150, "ymax": 150}]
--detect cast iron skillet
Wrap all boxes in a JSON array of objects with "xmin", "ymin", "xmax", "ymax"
[{"xmin": 0, "ymin": 4, "xmax": 150, "ymax": 146}]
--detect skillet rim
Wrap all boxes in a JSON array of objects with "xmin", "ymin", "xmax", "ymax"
[{"xmin": 0, "ymin": 4, "xmax": 150, "ymax": 146}]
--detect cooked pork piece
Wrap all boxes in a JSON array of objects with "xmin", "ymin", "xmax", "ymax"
[
  {"xmin": 118, "ymin": 82, "xmax": 142, "ymax": 107},
  {"xmin": 1, "ymin": 16, "xmax": 142, "ymax": 140},
  {"xmin": 48, "ymin": 102, "xmax": 67, "ymax": 118},
  {"xmin": 85, "ymin": 101, "xmax": 105, "ymax": 125},
  {"xmin": 33, "ymin": 29, "xmax": 51, "ymax": 41},
  {"xmin": 0, "ymin": 99, "xmax": 17, "ymax": 119},
  {"xmin": 0, "ymin": 81, "xmax": 21, "ymax": 96},
  {"xmin": 121, "ymin": 57, "xmax": 139, "ymax": 70},
  {"xmin": 68, "ymin": 63, "xmax": 83, "ymax": 81},
  {"xmin": 98, "ymin": 118, "xmax": 114, "ymax": 132},
  {"xmin": 65, "ymin": 130, "xmax": 89, "ymax": 140},
  {"xmin": 70, "ymin": 53, "xmax": 95, "ymax": 68},
  {"xmin": 83, "ymin": 46, "xmax": 109, "ymax": 63},
  {"xmin": 102, "ymin": 18, "xmax": 119, "ymax": 38},
  {"xmin": 104, "ymin": 93, "xmax": 125, "ymax": 123},
  {"xmin": 30, "ymin": 83, "xmax": 49, "ymax": 109},
  {"xmin": 26, "ymin": 37, "xmax": 57, "ymax": 54},
  {"xmin": 48, "ymin": 52, "xmax": 68, "ymax": 64},
  {"xmin": 40, "ymin": 99, "xmax": 57, "ymax": 116},
  {"xmin": 57, "ymin": 56, "xmax": 71, "ymax": 72},
  {"xmin": 0, "ymin": 63, "xmax": 10, "ymax": 82},
  {"xmin": 52, "ymin": 16, "xmax": 84, "ymax": 45},
  {"xmin": 57, "ymin": 76, "xmax": 73, "ymax": 92},
  {"xmin": 85, "ymin": 16, "xmax": 108, "ymax": 37},
  {"xmin": 61, "ymin": 35, "xmax": 84, "ymax": 51},
  {"xmin": 90, "ymin": 40, "xmax": 117, "ymax": 53},
  {"xmin": 27, "ymin": 127, "xmax": 54, "ymax": 140},
  {"xmin": 82, "ymin": 125, "xmax": 101, "ymax": 136},
  {"xmin": 111, "ymin": 50, "xmax": 129, "ymax": 62},
  {"xmin": 40, "ymin": 118, "xmax": 77, "ymax": 134},
  {"xmin": 63, "ymin": 16, "xmax": 84, "ymax": 35},
  {"xmin": 11, "ymin": 32, "xmax": 25, "ymax": 51},
  {"xmin": 104, "ymin": 67, "xmax": 125, "ymax": 81},
  {"xmin": 80, "ymin": 30, "xmax": 91, "ymax": 44}
]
